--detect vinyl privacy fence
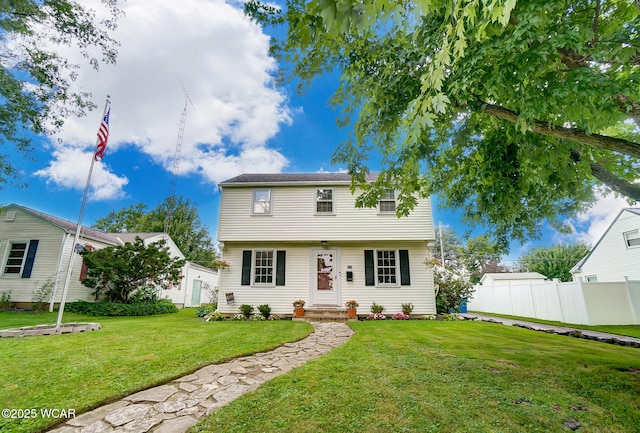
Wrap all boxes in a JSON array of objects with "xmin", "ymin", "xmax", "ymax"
[{"xmin": 467, "ymin": 279, "xmax": 640, "ymax": 325}]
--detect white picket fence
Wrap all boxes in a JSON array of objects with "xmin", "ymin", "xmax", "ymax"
[{"xmin": 467, "ymin": 279, "xmax": 640, "ymax": 325}]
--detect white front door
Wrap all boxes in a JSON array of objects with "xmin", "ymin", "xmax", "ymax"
[{"xmin": 311, "ymin": 249, "xmax": 340, "ymax": 306}]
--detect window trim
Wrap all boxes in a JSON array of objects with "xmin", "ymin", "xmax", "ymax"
[
  {"xmin": 252, "ymin": 249, "xmax": 276, "ymax": 286},
  {"xmin": 375, "ymin": 249, "xmax": 399, "ymax": 287},
  {"xmin": 378, "ymin": 189, "xmax": 396, "ymax": 213},
  {"xmin": 252, "ymin": 189, "xmax": 272, "ymax": 215},
  {"xmin": 314, "ymin": 188, "xmax": 335, "ymax": 215},
  {"xmin": 2, "ymin": 240, "xmax": 29, "ymax": 277},
  {"xmin": 623, "ymin": 229, "xmax": 640, "ymax": 248}
]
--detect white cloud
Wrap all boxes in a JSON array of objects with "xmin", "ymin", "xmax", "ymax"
[
  {"xmin": 34, "ymin": 148, "xmax": 129, "ymax": 200},
  {"xmin": 562, "ymin": 191, "xmax": 631, "ymax": 246},
  {"xmin": 38, "ymin": 0, "xmax": 291, "ymax": 198}
]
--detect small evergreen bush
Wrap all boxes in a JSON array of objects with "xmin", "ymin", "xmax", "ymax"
[
  {"xmin": 239, "ymin": 304, "xmax": 254, "ymax": 318},
  {"xmin": 257, "ymin": 304, "xmax": 271, "ymax": 319}
]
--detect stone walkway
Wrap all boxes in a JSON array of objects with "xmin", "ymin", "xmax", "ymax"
[
  {"xmin": 462, "ymin": 313, "xmax": 640, "ymax": 348},
  {"xmin": 48, "ymin": 322, "xmax": 354, "ymax": 433}
]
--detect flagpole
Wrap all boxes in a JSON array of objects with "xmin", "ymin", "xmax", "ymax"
[{"xmin": 56, "ymin": 97, "xmax": 110, "ymax": 329}]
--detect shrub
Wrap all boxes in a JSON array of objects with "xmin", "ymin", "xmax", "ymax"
[
  {"xmin": 195, "ymin": 304, "xmax": 216, "ymax": 318},
  {"xmin": 370, "ymin": 301, "xmax": 385, "ymax": 314},
  {"xmin": 401, "ymin": 302, "xmax": 414, "ymax": 315},
  {"xmin": 32, "ymin": 278, "xmax": 55, "ymax": 312},
  {"xmin": 65, "ymin": 300, "xmax": 178, "ymax": 316},
  {"xmin": 0, "ymin": 291, "xmax": 13, "ymax": 309},
  {"xmin": 257, "ymin": 304, "xmax": 271, "ymax": 319},
  {"xmin": 239, "ymin": 304, "xmax": 254, "ymax": 318},
  {"xmin": 203, "ymin": 312, "xmax": 226, "ymax": 322}
]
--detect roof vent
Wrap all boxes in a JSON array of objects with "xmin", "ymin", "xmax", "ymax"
[{"xmin": 4, "ymin": 211, "xmax": 16, "ymax": 222}]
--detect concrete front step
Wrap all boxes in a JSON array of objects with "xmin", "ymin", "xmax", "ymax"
[{"xmin": 295, "ymin": 308, "xmax": 358, "ymax": 322}]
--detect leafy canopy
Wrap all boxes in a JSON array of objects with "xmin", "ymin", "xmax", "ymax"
[
  {"xmin": 80, "ymin": 237, "xmax": 186, "ymax": 304},
  {"xmin": 246, "ymin": 0, "xmax": 640, "ymax": 248},
  {"xmin": 0, "ymin": 0, "xmax": 122, "ymax": 188},
  {"xmin": 93, "ymin": 196, "xmax": 219, "ymax": 268},
  {"xmin": 517, "ymin": 242, "xmax": 592, "ymax": 282}
]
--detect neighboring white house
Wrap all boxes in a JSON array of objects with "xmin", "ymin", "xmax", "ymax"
[
  {"xmin": 571, "ymin": 208, "xmax": 640, "ymax": 282},
  {"xmin": 0, "ymin": 204, "xmax": 217, "ymax": 308},
  {"xmin": 216, "ymin": 173, "xmax": 437, "ymax": 316},
  {"xmin": 479, "ymin": 272, "xmax": 548, "ymax": 286}
]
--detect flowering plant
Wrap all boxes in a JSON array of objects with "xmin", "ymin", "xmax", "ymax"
[
  {"xmin": 366, "ymin": 313, "xmax": 386, "ymax": 320},
  {"xmin": 213, "ymin": 259, "xmax": 230, "ymax": 270},
  {"xmin": 292, "ymin": 299, "xmax": 306, "ymax": 308},
  {"xmin": 391, "ymin": 312, "xmax": 410, "ymax": 320},
  {"xmin": 344, "ymin": 300, "xmax": 359, "ymax": 309}
]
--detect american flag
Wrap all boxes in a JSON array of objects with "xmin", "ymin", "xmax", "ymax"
[{"xmin": 94, "ymin": 103, "xmax": 110, "ymax": 161}]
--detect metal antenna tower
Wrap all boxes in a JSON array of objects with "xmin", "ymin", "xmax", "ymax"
[{"xmin": 164, "ymin": 78, "xmax": 196, "ymax": 234}]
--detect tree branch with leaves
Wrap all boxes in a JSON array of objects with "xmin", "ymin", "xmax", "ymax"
[{"xmin": 247, "ymin": 0, "xmax": 640, "ymax": 248}]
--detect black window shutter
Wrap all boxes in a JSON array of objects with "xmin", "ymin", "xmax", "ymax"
[
  {"xmin": 241, "ymin": 250, "xmax": 252, "ymax": 285},
  {"xmin": 21, "ymin": 240, "xmax": 39, "ymax": 278},
  {"xmin": 276, "ymin": 250, "xmax": 286, "ymax": 286},
  {"xmin": 364, "ymin": 250, "xmax": 375, "ymax": 286},
  {"xmin": 399, "ymin": 249, "xmax": 411, "ymax": 285}
]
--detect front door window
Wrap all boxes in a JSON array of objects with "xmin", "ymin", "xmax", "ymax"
[{"xmin": 317, "ymin": 253, "xmax": 334, "ymax": 291}]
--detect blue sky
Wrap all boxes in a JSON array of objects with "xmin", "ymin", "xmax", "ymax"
[{"xmin": 1, "ymin": 0, "xmax": 630, "ymax": 266}]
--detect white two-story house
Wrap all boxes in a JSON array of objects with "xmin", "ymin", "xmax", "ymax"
[{"xmin": 216, "ymin": 173, "xmax": 437, "ymax": 316}]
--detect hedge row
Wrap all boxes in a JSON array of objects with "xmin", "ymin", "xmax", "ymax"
[{"xmin": 65, "ymin": 300, "xmax": 178, "ymax": 316}]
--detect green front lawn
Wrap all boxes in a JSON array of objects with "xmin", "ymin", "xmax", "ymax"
[
  {"xmin": 0, "ymin": 309, "xmax": 312, "ymax": 433},
  {"xmin": 191, "ymin": 320, "xmax": 640, "ymax": 433}
]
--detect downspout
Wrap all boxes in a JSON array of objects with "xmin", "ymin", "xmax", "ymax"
[
  {"xmin": 183, "ymin": 261, "xmax": 191, "ymax": 308},
  {"xmin": 49, "ymin": 232, "xmax": 71, "ymax": 312}
]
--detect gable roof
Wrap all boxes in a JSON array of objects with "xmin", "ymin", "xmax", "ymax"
[
  {"xmin": 3, "ymin": 204, "xmax": 167, "ymax": 247},
  {"xmin": 571, "ymin": 207, "xmax": 640, "ymax": 274},
  {"xmin": 220, "ymin": 172, "xmax": 379, "ymax": 186}
]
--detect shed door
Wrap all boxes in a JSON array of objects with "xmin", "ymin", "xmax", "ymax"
[{"xmin": 191, "ymin": 280, "xmax": 202, "ymax": 306}]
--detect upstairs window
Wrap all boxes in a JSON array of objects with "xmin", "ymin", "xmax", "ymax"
[
  {"xmin": 624, "ymin": 230, "xmax": 640, "ymax": 248},
  {"xmin": 3, "ymin": 242, "xmax": 27, "ymax": 275},
  {"xmin": 316, "ymin": 188, "xmax": 334, "ymax": 214},
  {"xmin": 253, "ymin": 189, "xmax": 271, "ymax": 214},
  {"xmin": 379, "ymin": 189, "xmax": 396, "ymax": 213}
]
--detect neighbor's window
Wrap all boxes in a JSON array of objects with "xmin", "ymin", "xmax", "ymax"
[
  {"xmin": 379, "ymin": 189, "xmax": 396, "ymax": 213},
  {"xmin": 253, "ymin": 189, "xmax": 271, "ymax": 214},
  {"xmin": 376, "ymin": 250, "xmax": 397, "ymax": 285},
  {"xmin": 253, "ymin": 250, "xmax": 274, "ymax": 284},
  {"xmin": 3, "ymin": 242, "xmax": 27, "ymax": 275},
  {"xmin": 623, "ymin": 230, "xmax": 640, "ymax": 248},
  {"xmin": 316, "ymin": 188, "xmax": 334, "ymax": 213},
  {"xmin": 585, "ymin": 275, "xmax": 598, "ymax": 282}
]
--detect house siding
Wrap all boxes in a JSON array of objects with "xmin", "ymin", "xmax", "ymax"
[
  {"xmin": 573, "ymin": 210, "xmax": 640, "ymax": 282},
  {"xmin": 0, "ymin": 207, "xmax": 95, "ymax": 302},
  {"xmin": 217, "ymin": 242, "xmax": 435, "ymax": 315},
  {"xmin": 218, "ymin": 184, "xmax": 434, "ymax": 242}
]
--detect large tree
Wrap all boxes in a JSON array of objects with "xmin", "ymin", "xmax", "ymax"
[
  {"xmin": 93, "ymin": 197, "xmax": 219, "ymax": 268},
  {"xmin": 517, "ymin": 243, "xmax": 591, "ymax": 281},
  {"xmin": 247, "ymin": 0, "xmax": 640, "ymax": 248},
  {"xmin": 0, "ymin": 0, "xmax": 122, "ymax": 188}
]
